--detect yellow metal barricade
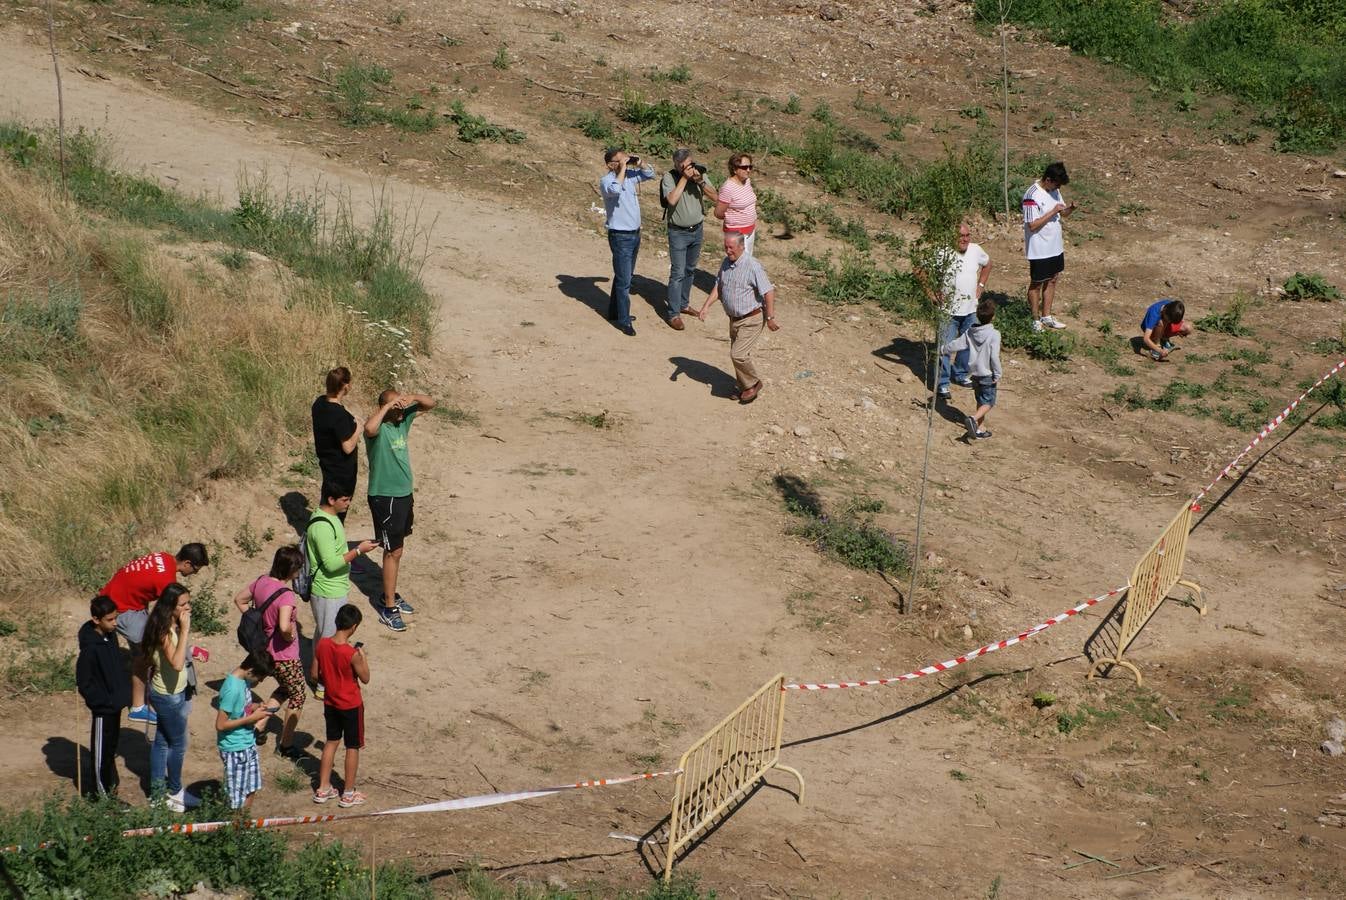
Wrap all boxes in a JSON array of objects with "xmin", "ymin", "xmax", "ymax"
[
  {"xmin": 663, "ymin": 674, "xmax": 803, "ymax": 882},
  {"xmin": 1088, "ymin": 502, "xmax": 1206, "ymax": 685}
]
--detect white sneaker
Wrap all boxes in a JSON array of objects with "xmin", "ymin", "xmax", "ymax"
[
  {"xmin": 165, "ymin": 789, "xmax": 201, "ymax": 813},
  {"xmin": 1031, "ymin": 318, "xmax": 1044, "ymax": 333},
  {"xmin": 1042, "ymin": 315, "xmax": 1067, "ymax": 330}
]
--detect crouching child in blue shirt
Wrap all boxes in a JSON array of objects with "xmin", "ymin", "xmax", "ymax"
[{"xmin": 941, "ymin": 297, "xmax": 1003, "ymax": 440}]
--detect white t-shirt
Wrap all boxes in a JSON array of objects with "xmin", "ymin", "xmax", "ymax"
[
  {"xmin": 1022, "ymin": 182, "xmax": 1064, "ymax": 260},
  {"xmin": 941, "ymin": 243, "xmax": 990, "ymax": 317}
]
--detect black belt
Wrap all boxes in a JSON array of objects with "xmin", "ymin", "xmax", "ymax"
[{"xmin": 668, "ymin": 222, "xmax": 703, "ymax": 231}]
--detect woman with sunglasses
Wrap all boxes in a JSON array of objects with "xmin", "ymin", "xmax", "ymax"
[{"xmin": 714, "ymin": 153, "xmax": 758, "ymax": 256}]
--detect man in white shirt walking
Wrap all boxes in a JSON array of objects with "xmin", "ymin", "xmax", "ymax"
[
  {"xmin": 1022, "ymin": 161, "xmax": 1075, "ymax": 332},
  {"xmin": 930, "ymin": 223, "xmax": 991, "ymax": 400}
]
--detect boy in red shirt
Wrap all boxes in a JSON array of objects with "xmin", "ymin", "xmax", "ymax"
[
  {"xmin": 310, "ymin": 605, "xmax": 370, "ymax": 808},
  {"xmin": 99, "ymin": 543, "xmax": 209, "ymax": 723}
]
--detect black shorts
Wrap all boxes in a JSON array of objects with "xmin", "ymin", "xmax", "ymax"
[
  {"xmin": 1028, "ymin": 253, "xmax": 1065, "ymax": 284},
  {"xmin": 324, "ymin": 704, "xmax": 365, "ymax": 749},
  {"xmin": 369, "ymin": 494, "xmax": 413, "ymax": 551}
]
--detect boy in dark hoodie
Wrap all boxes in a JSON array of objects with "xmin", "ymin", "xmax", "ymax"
[
  {"xmin": 940, "ymin": 297, "xmax": 1003, "ymax": 439},
  {"xmin": 76, "ymin": 596, "xmax": 131, "ymax": 797}
]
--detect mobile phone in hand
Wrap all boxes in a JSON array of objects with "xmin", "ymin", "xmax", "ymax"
[{"xmin": 354, "ymin": 641, "xmax": 364, "ymax": 650}]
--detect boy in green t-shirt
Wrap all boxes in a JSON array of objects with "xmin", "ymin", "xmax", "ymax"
[
  {"xmin": 215, "ymin": 652, "xmax": 277, "ymax": 810},
  {"xmin": 363, "ymin": 388, "xmax": 436, "ymax": 633}
]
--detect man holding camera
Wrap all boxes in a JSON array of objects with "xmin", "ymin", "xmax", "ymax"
[
  {"xmin": 600, "ymin": 148, "xmax": 656, "ymax": 337},
  {"xmin": 660, "ymin": 148, "xmax": 718, "ymax": 331}
]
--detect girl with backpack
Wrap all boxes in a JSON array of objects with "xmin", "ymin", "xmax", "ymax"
[{"xmin": 232, "ymin": 546, "xmax": 305, "ymax": 759}]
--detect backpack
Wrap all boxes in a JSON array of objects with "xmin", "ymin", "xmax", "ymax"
[
  {"xmin": 659, "ymin": 169, "xmax": 676, "ymax": 210},
  {"xmin": 294, "ymin": 515, "xmax": 336, "ymax": 602},
  {"xmin": 237, "ymin": 586, "xmax": 287, "ymax": 658}
]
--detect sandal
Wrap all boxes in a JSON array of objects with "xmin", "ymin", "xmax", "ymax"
[
  {"xmin": 313, "ymin": 787, "xmax": 339, "ymax": 804},
  {"xmin": 338, "ymin": 791, "xmax": 367, "ymax": 808}
]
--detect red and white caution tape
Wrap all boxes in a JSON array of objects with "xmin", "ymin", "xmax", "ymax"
[
  {"xmin": 0, "ymin": 768, "xmax": 680, "ymax": 854},
  {"xmin": 783, "ymin": 584, "xmax": 1127, "ymax": 691},
  {"xmin": 1192, "ymin": 357, "xmax": 1346, "ymax": 507}
]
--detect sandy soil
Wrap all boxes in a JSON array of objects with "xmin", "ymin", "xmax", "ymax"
[{"xmin": 3, "ymin": 1, "xmax": 1346, "ymax": 895}]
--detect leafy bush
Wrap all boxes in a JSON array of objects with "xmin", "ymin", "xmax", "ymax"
[
  {"xmin": 995, "ymin": 296, "xmax": 1071, "ymax": 360},
  {"xmin": 0, "ymin": 795, "xmax": 431, "ymax": 898},
  {"xmin": 647, "ymin": 63, "xmax": 692, "ymax": 84},
  {"xmin": 574, "ymin": 110, "xmax": 616, "ymax": 143},
  {"xmin": 790, "ymin": 252, "xmax": 923, "ymax": 319},
  {"xmin": 617, "ymin": 95, "xmax": 784, "ymax": 155},
  {"xmin": 1282, "ymin": 271, "xmax": 1342, "ymax": 302},
  {"xmin": 983, "ymin": 0, "xmax": 1346, "ymax": 152},
  {"xmin": 1195, "ymin": 295, "xmax": 1253, "ymax": 335},
  {"xmin": 448, "ymin": 100, "xmax": 526, "ymax": 144}
]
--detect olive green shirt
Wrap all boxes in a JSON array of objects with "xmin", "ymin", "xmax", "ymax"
[{"xmin": 661, "ymin": 170, "xmax": 715, "ymax": 229}]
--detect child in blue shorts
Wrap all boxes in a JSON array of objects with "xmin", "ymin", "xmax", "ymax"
[
  {"xmin": 215, "ymin": 652, "xmax": 277, "ymax": 811},
  {"xmin": 940, "ymin": 297, "xmax": 1002, "ymax": 440}
]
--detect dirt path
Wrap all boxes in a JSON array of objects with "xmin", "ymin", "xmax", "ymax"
[{"xmin": 4, "ymin": 26, "xmax": 1346, "ymax": 897}]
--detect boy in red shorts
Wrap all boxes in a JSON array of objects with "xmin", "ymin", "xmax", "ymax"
[
  {"xmin": 1139, "ymin": 298, "xmax": 1191, "ymax": 361},
  {"xmin": 310, "ymin": 604, "xmax": 370, "ymax": 808}
]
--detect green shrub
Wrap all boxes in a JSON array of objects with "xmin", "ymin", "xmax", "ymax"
[
  {"xmin": 790, "ymin": 252, "xmax": 923, "ymax": 319},
  {"xmin": 334, "ymin": 61, "xmax": 392, "ymax": 126},
  {"xmin": 776, "ymin": 476, "xmax": 909, "ymax": 575},
  {"xmin": 574, "ymin": 110, "xmax": 616, "ymax": 143},
  {"xmin": 1195, "ymin": 295, "xmax": 1253, "ymax": 335},
  {"xmin": 995, "ymin": 297, "xmax": 1071, "ymax": 360},
  {"xmin": 1282, "ymin": 271, "xmax": 1342, "ymax": 302},
  {"xmin": 617, "ymin": 95, "xmax": 783, "ymax": 155},
  {"xmin": 647, "ymin": 63, "xmax": 692, "ymax": 84},
  {"xmin": 0, "ymin": 795, "xmax": 431, "ymax": 898},
  {"xmin": 448, "ymin": 100, "xmax": 526, "ymax": 144}
]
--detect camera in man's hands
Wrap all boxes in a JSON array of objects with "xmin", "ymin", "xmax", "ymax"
[{"xmin": 625, "ymin": 156, "xmax": 641, "ymax": 167}]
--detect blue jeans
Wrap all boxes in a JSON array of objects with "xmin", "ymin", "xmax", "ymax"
[
  {"xmin": 939, "ymin": 313, "xmax": 977, "ymax": 390},
  {"xmin": 666, "ymin": 223, "xmax": 703, "ymax": 316},
  {"xmin": 149, "ymin": 688, "xmax": 191, "ymax": 796},
  {"xmin": 607, "ymin": 229, "xmax": 641, "ymax": 327}
]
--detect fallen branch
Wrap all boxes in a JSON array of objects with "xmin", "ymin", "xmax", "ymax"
[{"xmin": 1104, "ymin": 865, "xmax": 1164, "ymax": 880}]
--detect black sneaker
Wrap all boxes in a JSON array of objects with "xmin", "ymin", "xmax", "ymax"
[{"xmin": 975, "ymin": 429, "xmax": 993, "ymax": 439}]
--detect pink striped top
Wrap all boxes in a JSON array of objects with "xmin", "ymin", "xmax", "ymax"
[{"xmin": 718, "ymin": 177, "xmax": 757, "ymax": 231}]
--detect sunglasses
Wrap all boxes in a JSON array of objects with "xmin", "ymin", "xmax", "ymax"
[{"xmin": 736, "ymin": 163, "xmax": 753, "ymax": 170}]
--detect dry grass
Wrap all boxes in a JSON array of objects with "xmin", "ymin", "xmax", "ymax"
[{"xmin": 0, "ymin": 153, "xmax": 417, "ymax": 594}]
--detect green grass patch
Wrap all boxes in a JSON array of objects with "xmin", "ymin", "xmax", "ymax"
[
  {"xmin": 982, "ymin": 0, "xmax": 1346, "ymax": 152},
  {"xmin": 776, "ymin": 475, "xmax": 909, "ymax": 575}
]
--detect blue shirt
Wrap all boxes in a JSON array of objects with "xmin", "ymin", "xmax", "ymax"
[
  {"xmin": 600, "ymin": 167, "xmax": 655, "ymax": 231},
  {"xmin": 1141, "ymin": 299, "xmax": 1175, "ymax": 332},
  {"xmin": 217, "ymin": 674, "xmax": 256, "ymax": 752}
]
